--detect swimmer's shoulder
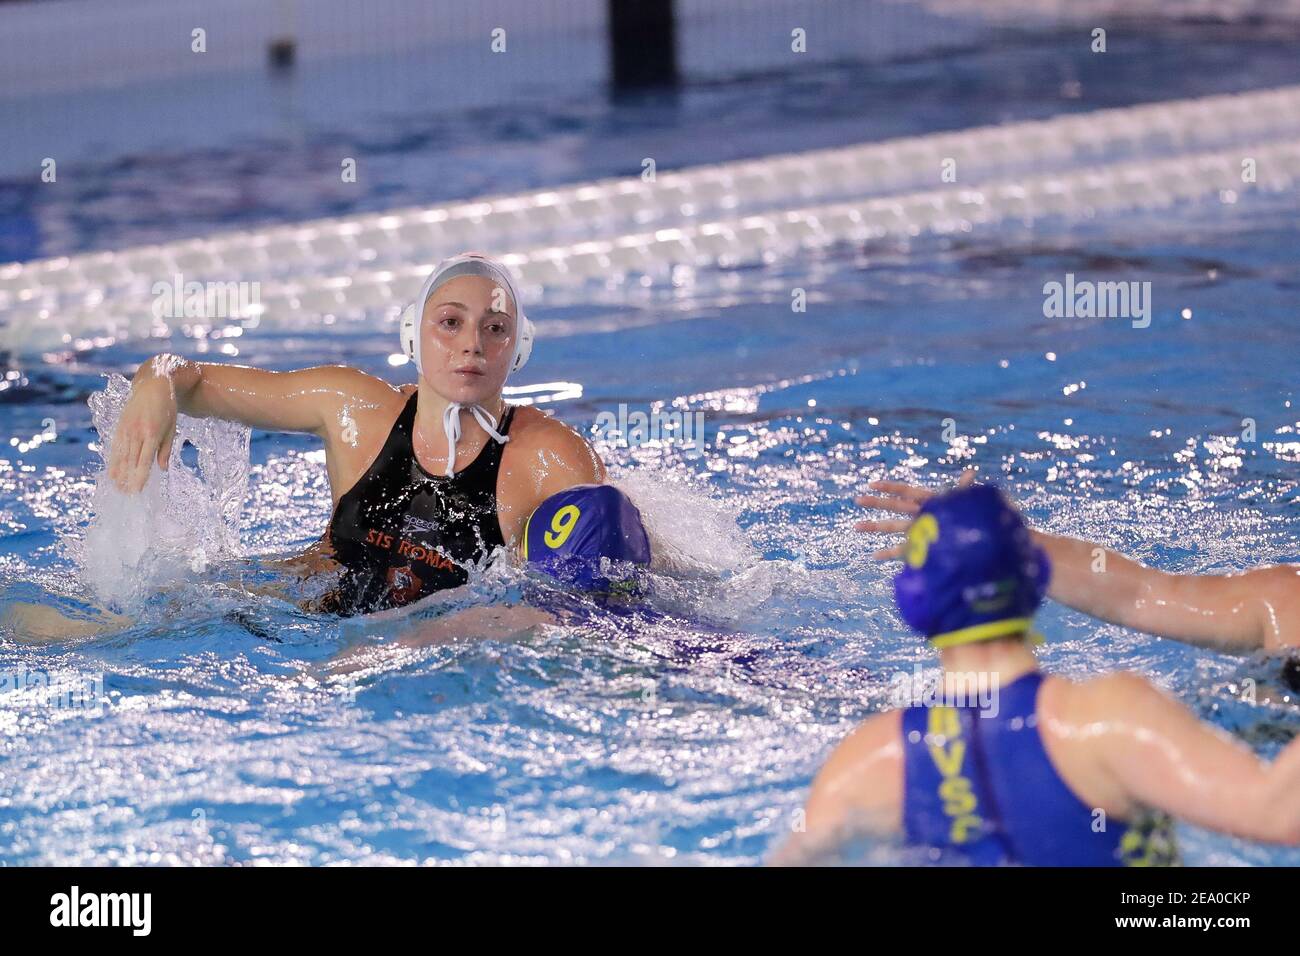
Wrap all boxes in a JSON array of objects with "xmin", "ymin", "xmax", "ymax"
[
  {"xmin": 325, "ymin": 368, "xmax": 409, "ymax": 421},
  {"xmin": 1032, "ymin": 673, "xmax": 1141, "ymax": 819},
  {"xmin": 1041, "ymin": 670, "xmax": 1180, "ymax": 767},
  {"xmin": 804, "ymin": 709, "xmax": 903, "ymax": 838},
  {"xmin": 1075, "ymin": 670, "xmax": 1161, "ymax": 708},
  {"xmin": 316, "ymin": 370, "xmax": 409, "ymax": 465},
  {"xmin": 773, "ymin": 710, "xmax": 902, "ymax": 862},
  {"xmin": 823, "ymin": 708, "xmax": 902, "ymax": 776},
  {"xmin": 503, "ymin": 403, "xmax": 578, "ymax": 445},
  {"xmin": 495, "ymin": 406, "xmax": 608, "ymax": 551},
  {"xmin": 503, "ymin": 405, "xmax": 607, "ymax": 485},
  {"xmin": 1036, "ymin": 672, "xmax": 1096, "ymax": 755},
  {"xmin": 1038, "ymin": 670, "xmax": 1134, "ymax": 736}
]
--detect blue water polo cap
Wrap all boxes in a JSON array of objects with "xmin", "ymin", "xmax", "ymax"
[
  {"xmin": 524, "ymin": 484, "xmax": 651, "ymax": 598},
  {"xmin": 893, "ymin": 483, "xmax": 1051, "ymax": 648}
]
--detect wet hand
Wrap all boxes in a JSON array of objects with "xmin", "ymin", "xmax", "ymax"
[
  {"xmin": 106, "ymin": 379, "xmax": 178, "ymax": 494},
  {"xmin": 851, "ymin": 468, "xmax": 976, "ymax": 560}
]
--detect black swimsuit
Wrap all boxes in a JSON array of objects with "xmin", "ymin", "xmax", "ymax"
[{"xmin": 319, "ymin": 390, "xmax": 516, "ymax": 617}]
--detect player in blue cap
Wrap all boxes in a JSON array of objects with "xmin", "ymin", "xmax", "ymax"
[
  {"xmin": 858, "ymin": 470, "xmax": 1300, "ymax": 656},
  {"xmin": 780, "ymin": 482, "xmax": 1300, "ymax": 866},
  {"xmin": 521, "ymin": 483, "xmax": 651, "ymax": 602}
]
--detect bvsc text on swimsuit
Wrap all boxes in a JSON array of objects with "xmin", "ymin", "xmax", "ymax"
[{"xmin": 593, "ymin": 404, "xmax": 708, "ymax": 459}]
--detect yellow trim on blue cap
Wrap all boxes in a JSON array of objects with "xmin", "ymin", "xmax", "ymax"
[
  {"xmin": 522, "ymin": 510, "xmax": 532, "ymax": 562},
  {"xmin": 929, "ymin": 617, "xmax": 1045, "ymax": 649}
]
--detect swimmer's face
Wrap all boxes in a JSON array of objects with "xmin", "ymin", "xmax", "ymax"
[{"xmin": 420, "ymin": 275, "xmax": 518, "ymax": 403}]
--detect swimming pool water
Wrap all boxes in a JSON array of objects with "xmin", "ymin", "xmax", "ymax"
[
  {"xmin": 5, "ymin": 25, "xmax": 1300, "ymax": 263},
  {"xmin": 2, "ymin": 28, "xmax": 1299, "ymax": 866}
]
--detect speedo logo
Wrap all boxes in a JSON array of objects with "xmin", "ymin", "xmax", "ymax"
[{"xmin": 49, "ymin": 885, "xmax": 151, "ymax": 936}]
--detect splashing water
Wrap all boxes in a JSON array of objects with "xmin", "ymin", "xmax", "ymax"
[
  {"xmin": 73, "ymin": 373, "xmax": 251, "ymax": 612},
  {"xmin": 609, "ymin": 471, "xmax": 780, "ymax": 626}
]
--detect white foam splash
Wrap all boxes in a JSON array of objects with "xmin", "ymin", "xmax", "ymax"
[
  {"xmin": 74, "ymin": 372, "xmax": 251, "ymax": 611},
  {"xmin": 611, "ymin": 471, "xmax": 754, "ymax": 576},
  {"xmin": 610, "ymin": 471, "xmax": 777, "ymax": 623}
]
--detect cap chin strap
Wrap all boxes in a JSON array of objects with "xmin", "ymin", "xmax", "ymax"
[
  {"xmin": 440, "ymin": 401, "xmax": 510, "ymax": 477},
  {"xmin": 928, "ymin": 617, "xmax": 1044, "ymax": 649}
]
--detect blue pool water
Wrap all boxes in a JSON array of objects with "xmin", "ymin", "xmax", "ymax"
[
  {"xmin": 6, "ymin": 25, "xmax": 1300, "ymax": 263},
  {"xmin": 2, "ymin": 30, "xmax": 1299, "ymax": 865}
]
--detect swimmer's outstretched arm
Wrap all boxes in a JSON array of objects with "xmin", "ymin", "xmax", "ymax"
[
  {"xmin": 854, "ymin": 472, "xmax": 1300, "ymax": 653},
  {"xmin": 325, "ymin": 604, "xmax": 557, "ymax": 675},
  {"xmin": 110, "ymin": 353, "xmax": 384, "ymax": 493},
  {"xmin": 1, "ymin": 599, "xmax": 135, "ymax": 643},
  {"xmin": 1028, "ymin": 531, "xmax": 1300, "ymax": 653}
]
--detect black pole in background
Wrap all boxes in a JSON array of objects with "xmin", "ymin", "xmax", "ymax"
[{"xmin": 609, "ymin": 0, "xmax": 679, "ymax": 90}]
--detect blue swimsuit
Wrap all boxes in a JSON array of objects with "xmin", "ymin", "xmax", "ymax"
[{"xmin": 901, "ymin": 672, "xmax": 1178, "ymax": 866}]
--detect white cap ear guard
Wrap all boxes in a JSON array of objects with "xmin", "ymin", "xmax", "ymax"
[{"xmin": 399, "ymin": 254, "xmax": 534, "ymax": 377}]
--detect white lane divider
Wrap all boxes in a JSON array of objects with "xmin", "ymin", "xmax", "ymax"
[{"xmin": 1, "ymin": 85, "xmax": 1297, "ymax": 354}]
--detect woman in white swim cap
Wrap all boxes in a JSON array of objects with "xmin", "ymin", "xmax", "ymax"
[{"xmin": 105, "ymin": 250, "xmax": 607, "ymax": 617}]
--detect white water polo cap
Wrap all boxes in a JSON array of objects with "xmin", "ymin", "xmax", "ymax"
[{"xmin": 398, "ymin": 253, "xmax": 535, "ymax": 378}]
